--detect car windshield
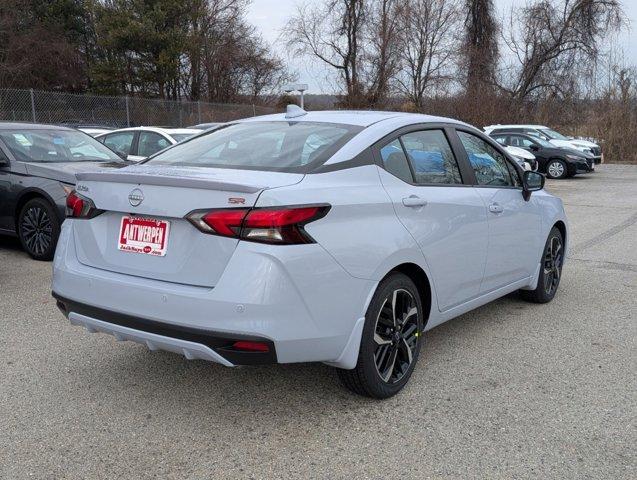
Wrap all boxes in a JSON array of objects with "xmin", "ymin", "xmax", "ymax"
[
  {"xmin": 145, "ymin": 121, "xmax": 362, "ymax": 172},
  {"xmin": 540, "ymin": 128, "xmax": 568, "ymax": 140},
  {"xmin": 170, "ymin": 133, "xmax": 197, "ymax": 143},
  {"xmin": 0, "ymin": 129, "xmax": 121, "ymax": 163}
]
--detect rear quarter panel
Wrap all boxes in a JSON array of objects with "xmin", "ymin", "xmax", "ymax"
[{"xmin": 255, "ymin": 164, "xmax": 433, "ymax": 283}]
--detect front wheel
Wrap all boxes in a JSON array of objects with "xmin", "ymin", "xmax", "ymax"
[
  {"xmin": 520, "ymin": 227, "xmax": 564, "ymax": 303},
  {"xmin": 337, "ymin": 273, "xmax": 424, "ymax": 399},
  {"xmin": 18, "ymin": 198, "xmax": 61, "ymax": 261},
  {"xmin": 545, "ymin": 159, "xmax": 568, "ymax": 179}
]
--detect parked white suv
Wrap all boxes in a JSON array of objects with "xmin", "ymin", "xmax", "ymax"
[
  {"xmin": 96, "ymin": 127, "xmax": 200, "ymax": 162},
  {"xmin": 53, "ymin": 109, "xmax": 567, "ymax": 398},
  {"xmin": 483, "ymin": 124, "xmax": 602, "ymax": 163}
]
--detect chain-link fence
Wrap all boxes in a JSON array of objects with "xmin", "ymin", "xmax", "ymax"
[{"xmin": 0, "ymin": 89, "xmax": 278, "ymax": 127}]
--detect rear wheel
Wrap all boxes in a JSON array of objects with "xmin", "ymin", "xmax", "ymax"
[
  {"xmin": 520, "ymin": 227, "xmax": 564, "ymax": 303},
  {"xmin": 337, "ymin": 273, "xmax": 424, "ymax": 399},
  {"xmin": 546, "ymin": 159, "xmax": 568, "ymax": 179},
  {"xmin": 18, "ymin": 198, "xmax": 60, "ymax": 261}
]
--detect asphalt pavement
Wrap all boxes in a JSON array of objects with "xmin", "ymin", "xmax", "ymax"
[{"xmin": 1, "ymin": 164, "xmax": 635, "ymax": 479}]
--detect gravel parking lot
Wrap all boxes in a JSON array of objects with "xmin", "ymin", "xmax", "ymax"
[{"xmin": 1, "ymin": 165, "xmax": 635, "ymax": 479}]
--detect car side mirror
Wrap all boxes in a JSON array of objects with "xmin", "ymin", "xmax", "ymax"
[
  {"xmin": 522, "ymin": 171, "xmax": 544, "ymax": 201},
  {"xmin": 0, "ymin": 157, "xmax": 8, "ymax": 167},
  {"xmin": 529, "ymin": 144, "xmax": 539, "ymax": 152}
]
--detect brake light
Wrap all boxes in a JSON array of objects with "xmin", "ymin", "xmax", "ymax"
[
  {"xmin": 187, "ymin": 209, "xmax": 248, "ymax": 237},
  {"xmin": 65, "ymin": 190, "xmax": 102, "ymax": 218},
  {"xmin": 186, "ymin": 205, "xmax": 330, "ymax": 244}
]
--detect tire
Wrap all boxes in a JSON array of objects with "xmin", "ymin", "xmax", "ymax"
[
  {"xmin": 545, "ymin": 159, "xmax": 568, "ymax": 179},
  {"xmin": 520, "ymin": 227, "xmax": 564, "ymax": 304},
  {"xmin": 18, "ymin": 198, "xmax": 61, "ymax": 261},
  {"xmin": 337, "ymin": 273, "xmax": 424, "ymax": 399}
]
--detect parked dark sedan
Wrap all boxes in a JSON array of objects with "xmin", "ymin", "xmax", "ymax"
[
  {"xmin": 490, "ymin": 131, "xmax": 594, "ymax": 179},
  {"xmin": 0, "ymin": 123, "xmax": 128, "ymax": 260}
]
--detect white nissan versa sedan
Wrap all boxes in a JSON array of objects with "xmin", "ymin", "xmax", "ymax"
[{"xmin": 52, "ymin": 107, "xmax": 567, "ymax": 399}]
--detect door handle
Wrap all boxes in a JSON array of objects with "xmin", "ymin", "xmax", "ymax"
[
  {"xmin": 402, "ymin": 196, "xmax": 428, "ymax": 208},
  {"xmin": 489, "ymin": 203, "xmax": 503, "ymax": 214}
]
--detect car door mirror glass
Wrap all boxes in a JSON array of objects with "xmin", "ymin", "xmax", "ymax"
[{"xmin": 523, "ymin": 171, "xmax": 544, "ymax": 199}]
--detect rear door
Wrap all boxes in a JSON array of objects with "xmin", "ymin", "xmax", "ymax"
[
  {"xmin": 376, "ymin": 126, "xmax": 489, "ymax": 312},
  {"xmin": 455, "ymin": 129, "xmax": 542, "ymax": 292},
  {"xmin": 71, "ymin": 167, "xmax": 303, "ymax": 287}
]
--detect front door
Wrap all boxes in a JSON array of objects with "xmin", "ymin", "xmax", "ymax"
[
  {"xmin": 456, "ymin": 130, "xmax": 542, "ymax": 292},
  {"xmin": 376, "ymin": 127, "xmax": 489, "ymax": 312}
]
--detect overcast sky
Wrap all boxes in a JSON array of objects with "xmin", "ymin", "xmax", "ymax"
[{"xmin": 246, "ymin": 0, "xmax": 637, "ymax": 94}]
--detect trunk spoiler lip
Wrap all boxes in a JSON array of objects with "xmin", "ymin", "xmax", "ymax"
[{"xmin": 75, "ymin": 171, "xmax": 263, "ymax": 194}]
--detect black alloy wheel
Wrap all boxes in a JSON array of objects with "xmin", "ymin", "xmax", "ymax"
[
  {"xmin": 520, "ymin": 227, "xmax": 564, "ymax": 303},
  {"xmin": 18, "ymin": 198, "xmax": 60, "ymax": 261},
  {"xmin": 373, "ymin": 288, "xmax": 420, "ymax": 384},
  {"xmin": 338, "ymin": 273, "xmax": 424, "ymax": 399},
  {"xmin": 543, "ymin": 233, "xmax": 563, "ymax": 297}
]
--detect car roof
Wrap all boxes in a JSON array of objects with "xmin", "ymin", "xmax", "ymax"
[
  {"xmin": 485, "ymin": 124, "xmax": 548, "ymax": 130},
  {"xmin": 95, "ymin": 127, "xmax": 200, "ymax": 136},
  {"xmin": 489, "ymin": 130, "xmax": 536, "ymax": 136},
  {"xmin": 238, "ymin": 110, "xmax": 467, "ymax": 128},
  {"xmin": 0, "ymin": 122, "xmax": 75, "ymax": 131}
]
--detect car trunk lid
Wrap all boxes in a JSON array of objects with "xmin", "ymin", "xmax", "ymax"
[{"xmin": 71, "ymin": 166, "xmax": 303, "ymax": 287}]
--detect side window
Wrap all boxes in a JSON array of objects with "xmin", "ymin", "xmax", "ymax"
[
  {"xmin": 380, "ymin": 139, "xmax": 413, "ymax": 183},
  {"xmin": 457, "ymin": 131, "xmax": 513, "ymax": 187},
  {"xmin": 400, "ymin": 130, "xmax": 462, "ymax": 184},
  {"xmin": 510, "ymin": 135, "xmax": 535, "ymax": 148},
  {"xmin": 103, "ymin": 132, "xmax": 134, "ymax": 155},
  {"xmin": 492, "ymin": 135, "xmax": 509, "ymax": 146},
  {"xmin": 138, "ymin": 132, "xmax": 171, "ymax": 157}
]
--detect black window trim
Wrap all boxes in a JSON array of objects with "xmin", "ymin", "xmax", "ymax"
[{"xmin": 371, "ymin": 122, "xmax": 474, "ymax": 188}]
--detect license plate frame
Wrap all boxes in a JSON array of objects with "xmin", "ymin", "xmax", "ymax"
[{"xmin": 118, "ymin": 216, "xmax": 170, "ymax": 257}]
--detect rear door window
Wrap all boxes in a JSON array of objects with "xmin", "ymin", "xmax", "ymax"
[
  {"xmin": 380, "ymin": 139, "xmax": 413, "ymax": 183},
  {"xmin": 138, "ymin": 131, "xmax": 171, "ymax": 157},
  {"xmin": 103, "ymin": 132, "xmax": 135, "ymax": 156},
  {"xmin": 509, "ymin": 135, "xmax": 536, "ymax": 148}
]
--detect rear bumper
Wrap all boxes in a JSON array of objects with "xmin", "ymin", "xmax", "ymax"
[
  {"xmin": 54, "ymin": 294, "xmax": 276, "ymax": 365},
  {"xmin": 52, "ymin": 222, "xmax": 375, "ymax": 367}
]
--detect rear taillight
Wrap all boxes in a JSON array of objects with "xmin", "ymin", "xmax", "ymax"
[
  {"xmin": 186, "ymin": 205, "xmax": 330, "ymax": 244},
  {"xmin": 65, "ymin": 190, "xmax": 103, "ymax": 219}
]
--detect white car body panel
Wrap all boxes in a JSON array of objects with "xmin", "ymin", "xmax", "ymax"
[
  {"xmin": 53, "ymin": 111, "xmax": 568, "ymax": 370},
  {"xmin": 96, "ymin": 127, "xmax": 200, "ymax": 162}
]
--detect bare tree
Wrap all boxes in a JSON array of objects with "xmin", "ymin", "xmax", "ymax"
[
  {"xmin": 363, "ymin": 0, "xmax": 402, "ymax": 106},
  {"xmin": 395, "ymin": 0, "xmax": 461, "ymax": 108},
  {"xmin": 499, "ymin": 0, "xmax": 624, "ymax": 101},
  {"xmin": 285, "ymin": 0, "xmax": 366, "ymax": 106},
  {"xmin": 463, "ymin": 0, "xmax": 498, "ymax": 95}
]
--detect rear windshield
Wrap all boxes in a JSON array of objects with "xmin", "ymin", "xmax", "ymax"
[
  {"xmin": 0, "ymin": 129, "xmax": 121, "ymax": 163},
  {"xmin": 145, "ymin": 121, "xmax": 362, "ymax": 172}
]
